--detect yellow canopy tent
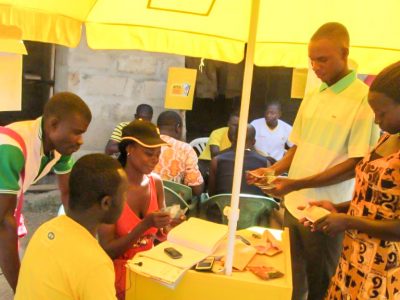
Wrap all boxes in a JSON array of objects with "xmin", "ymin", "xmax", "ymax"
[
  {"xmin": 0, "ymin": 24, "xmax": 26, "ymax": 54},
  {"xmin": 1, "ymin": 0, "xmax": 399, "ymax": 275},
  {"xmin": 0, "ymin": 0, "xmax": 399, "ymax": 74}
]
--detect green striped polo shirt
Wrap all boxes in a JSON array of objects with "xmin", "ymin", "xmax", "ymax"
[{"xmin": 0, "ymin": 118, "xmax": 73, "ymax": 195}]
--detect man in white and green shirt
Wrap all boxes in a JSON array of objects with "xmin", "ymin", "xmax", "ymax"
[
  {"xmin": 248, "ymin": 23, "xmax": 380, "ymax": 300},
  {"xmin": 0, "ymin": 92, "xmax": 91, "ymax": 292}
]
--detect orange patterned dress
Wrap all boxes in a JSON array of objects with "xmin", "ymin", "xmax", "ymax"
[{"xmin": 326, "ymin": 135, "xmax": 400, "ymax": 299}]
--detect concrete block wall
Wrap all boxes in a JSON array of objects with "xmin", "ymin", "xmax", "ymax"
[{"xmin": 54, "ymin": 36, "xmax": 184, "ymax": 157}]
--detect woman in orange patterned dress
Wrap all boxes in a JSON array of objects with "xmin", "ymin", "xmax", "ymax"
[
  {"xmin": 98, "ymin": 120, "xmax": 172, "ymax": 300},
  {"xmin": 303, "ymin": 61, "xmax": 400, "ymax": 299}
]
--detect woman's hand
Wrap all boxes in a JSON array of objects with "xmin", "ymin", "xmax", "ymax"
[
  {"xmin": 143, "ymin": 211, "xmax": 171, "ymax": 228},
  {"xmin": 298, "ymin": 200, "xmax": 338, "ymax": 228},
  {"xmin": 313, "ymin": 213, "xmax": 350, "ymax": 236},
  {"xmin": 299, "ymin": 200, "xmax": 338, "ymax": 213},
  {"xmin": 170, "ymin": 214, "xmax": 186, "ymax": 227}
]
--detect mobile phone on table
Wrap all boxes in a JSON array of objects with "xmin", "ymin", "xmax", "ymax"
[
  {"xmin": 164, "ymin": 247, "xmax": 182, "ymax": 259},
  {"xmin": 195, "ymin": 256, "xmax": 215, "ymax": 271}
]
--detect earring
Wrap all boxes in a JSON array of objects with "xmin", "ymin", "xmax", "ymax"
[{"xmin": 127, "ymin": 152, "xmax": 131, "ymax": 156}]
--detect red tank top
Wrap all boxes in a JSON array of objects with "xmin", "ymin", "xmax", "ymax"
[{"xmin": 115, "ymin": 175, "xmax": 159, "ymax": 260}]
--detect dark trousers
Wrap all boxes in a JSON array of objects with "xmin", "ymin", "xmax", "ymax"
[
  {"xmin": 198, "ymin": 159, "xmax": 210, "ymax": 187},
  {"xmin": 284, "ymin": 209, "xmax": 343, "ymax": 300}
]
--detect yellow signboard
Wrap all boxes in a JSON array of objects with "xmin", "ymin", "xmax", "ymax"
[
  {"xmin": 165, "ymin": 67, "xmax": 197, "ymax": 110},
  {"xmin": 0, "ymin": 25, "xmax": 26, "ymax": 111},
  {"xmin": 0, "ymin": 53, "xmax": 23, "ymax": 111},
  {"xmin": 291, "ymin": 68, "xmax": 307, "ymax": 99}
]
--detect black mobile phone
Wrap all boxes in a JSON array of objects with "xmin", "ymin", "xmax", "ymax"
[
  {"xmin": 164, "ymin": 247, "xmax": 182, "ymax": 259},
  {"xmin": 195, "ymin": 256, "xmax": 214, "ymax": 271}
]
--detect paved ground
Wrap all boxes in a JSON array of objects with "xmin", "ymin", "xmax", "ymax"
[{"xmin": 0, "ymin": 191, "xmax": 59, "ymax": 299}]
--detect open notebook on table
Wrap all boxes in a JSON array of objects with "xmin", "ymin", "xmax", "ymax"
[{"xmin": 127, "ymin": 217, "xmax": 228, "ymax": 288}]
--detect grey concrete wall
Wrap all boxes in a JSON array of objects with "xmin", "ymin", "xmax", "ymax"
[{"xmin": 54, "ymin": 36, "xmax": 184, "ymax": 157}]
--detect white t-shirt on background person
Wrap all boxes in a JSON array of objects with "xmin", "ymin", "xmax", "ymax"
[{"xmin": 250, "ymin": 118, "xmax": 293, "ymax": 160}]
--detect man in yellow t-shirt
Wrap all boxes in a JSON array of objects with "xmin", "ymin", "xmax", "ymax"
[
  {"xmin": 198, "ymin": 113, "xmax": 239, "ymax": 180},
  {"xmin": 15, "ymin": 154, "xmax": 128, "ymax": 300}
]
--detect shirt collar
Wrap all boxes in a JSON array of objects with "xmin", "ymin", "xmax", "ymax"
[
  {"xmin": 36, "ymin": 117, "xmax": 44, "ymax": 156},
  {"xmin": 319, "ymin": 70, "xmax": 356, "ymax": 94},
  {"xmin": 38, "ymin": 116, "xmax": 54, "ymax": 159},
  {"xmin": 38, "ymin": 116, "xmax": 43, "ymax": 140}
]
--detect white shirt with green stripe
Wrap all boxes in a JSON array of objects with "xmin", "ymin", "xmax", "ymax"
[
  {"xmin": 285, "ymin": 71, "xmax": 380, "ymax": 219},
  {"xmin": 0, "ymin": 117, "xmax": 73, "ymax": 196}
]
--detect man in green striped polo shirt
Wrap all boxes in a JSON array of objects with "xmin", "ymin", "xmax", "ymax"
[
  {"xmin": 104, "ymin": 103, "xmax": 153, "ymax": 155},
  {"xmin": 0, "ymin": 92, "xmax": 92, "ymax": 292}
]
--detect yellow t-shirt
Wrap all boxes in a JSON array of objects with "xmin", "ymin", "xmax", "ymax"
[
  {"xmin": 15, "ymin": 215, "xmax": 117, "ymax": 300},
  {"xmin": 285, "ymin": 73, "xmax": 380, "ymax": 219},
  {"xmin": 199, "ymin": 127, "xmax": 231, "ymax": 160}
]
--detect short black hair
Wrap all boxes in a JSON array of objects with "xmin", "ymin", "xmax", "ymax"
[
  {"xmin": 136, "ymin": 104, "xmax": 153, "ymax": 116},
  {"xmin": 157, "ymin": 111, "xmax": 182, "ymax": 127},
  {"xmin": 229, "ymin": 124, "xmax": 255, "ymax": 145},
  {"xmin": 370, "ymin": 61, "xmax": 400, "ymax": 104},
  {"xmin": 43, "ymin": 92, "xmax": 92, "ymax": 123},
  {"xmin": 69, "ymin": 154, "xmax": 123, "ymax": 210},
  {"xmin": 311, "ymin": 22, "xmax": 350, "ymax": 48},
  {"xmin": 227, "ymin": 111, "xmax": 240, "ymax": 126},
  {"xmin": 265, "ymin": 100, "xmax": 282, "ymax": 111},
  {"xmin": 247, "ymin": 124, "xmax": 256, "ymax": 141}
]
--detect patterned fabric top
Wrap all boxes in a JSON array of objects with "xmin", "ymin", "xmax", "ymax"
[
  {"xmin": 326, "ymin": 134, "xmax": 400, "ymax": 299},
  {"xmin": 154, "ymin": 135, "xmax": 203, "ymax": 186}
]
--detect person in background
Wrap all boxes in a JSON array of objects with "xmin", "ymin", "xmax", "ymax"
[
  {"xmin": 0, "ymin": 92, "xmax": 91, "ymax": 292},
  {"xmin": 247, "ymin": 22, "xmax": 380, "ymax": 300},
  {"xmin": 250, "ymin": 101, "xmax": 293, "ymax": 160},
  {"xmin": 15, "ymin": 154, "xmax": 126, "ymax": 300},
  {"xmin": 105, "ymin": 103, "xmax": 153, "ymax": 155},
  {"xmin": 197, "ymin": 112, "xmax": 239, "ymax": 181},
  {"xmin": 153, "ymin": 111, "xmax": 204, "ymax": 196},
  {"xmin": 305, "ymin": 61, "xmax": 400, "ymax": 299},
  {"xmin": 98, "ymin": 120, "xmax": 172, "ymax": 300},
  {"xmin": 208, "ymin": 124, "xmax": 274, "ymax": 196}
]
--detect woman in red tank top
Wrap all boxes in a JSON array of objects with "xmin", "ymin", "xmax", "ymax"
[{"xmin": 98, "ymin": 120, "xmax": 171, "ymax": 300}]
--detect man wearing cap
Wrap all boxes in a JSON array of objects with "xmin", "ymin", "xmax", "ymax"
[{"xmin": 154, "ymin": 111, "xmax": 204, "ymax": 196}]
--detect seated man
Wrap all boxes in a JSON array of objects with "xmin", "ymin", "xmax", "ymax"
[
  {"xmin": 198, "ymin": 113, "xmax": 239, "ymax": 180},
  {"xmin": 208, "ymin": 124, "xmax": 273, "ymax": 196},
  {"xmin": 15, "ymin": 154, "xmax": 128, "ymax": 300},
  {"xmin": 105, "ymin": 103, "xmax": 153, "ymax": 155},
  {"xmin": 154, "ymin": 111, "xmax": 204, "ymax": 196},
  {"xmin": 250, "ymin": 101, "xmax": 292, "ymax": 160}
]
